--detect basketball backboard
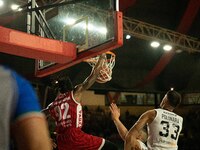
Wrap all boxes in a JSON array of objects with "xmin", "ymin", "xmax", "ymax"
[{"xmin": 0, "ymin": 0, "xmax": 123, "ymax": 77}]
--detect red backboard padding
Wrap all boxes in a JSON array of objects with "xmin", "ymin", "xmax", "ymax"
[{"xmin": 0, "ymin": 26, "xmax": 77, "ymax": 63}]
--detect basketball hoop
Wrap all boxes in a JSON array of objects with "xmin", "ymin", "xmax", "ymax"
[{"xmin": 85, "ymin": 51, "xmax": 116, "ymax": 83}]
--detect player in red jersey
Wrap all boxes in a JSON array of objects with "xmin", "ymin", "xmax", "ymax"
[{"xmin": 43, "ymin": 54, "xmax": 118, "ymax": 150}]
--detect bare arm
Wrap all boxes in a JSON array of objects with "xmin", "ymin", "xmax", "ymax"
[
  {"xmin": 124, "ymin": 110, "xmax": 156, "ymax": 150},
  {"xmin": 12, "ymin": 114, "xmax": 51, "ymax": 150},
  {"xmin": 109, "ymin": 103, "xmax": 128, "ymax": 141},
  {"xmin": 74, "ymin": 53, "xmax": 106, "ymax": 100}
]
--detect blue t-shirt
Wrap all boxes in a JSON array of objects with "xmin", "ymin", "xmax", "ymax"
[
  {"xmin": 0, "ymin": 66, "xmax": 42, "ymax": 150},
  {"xmin": 11, "ymin": 70, "xmax": 41, "ymax": 120}
]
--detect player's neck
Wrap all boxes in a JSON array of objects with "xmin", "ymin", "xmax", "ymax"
[{"xmin": 163, "ymin": 107, "xmax": 173, "ymax": 112}]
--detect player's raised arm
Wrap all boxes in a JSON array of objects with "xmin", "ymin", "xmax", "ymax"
[
  {"xmin": 74, "ymin": 53, "xmax": 106, "ymax": 98},
  {"xmin": 110, "ymin": 103, "xmax": 148, "ymax": 150},
  {"xmin": 124, "ymin": 110, "xmax": 155, "ymax": 150},
  {"xmin": 110, "ymin": 103, "xmax": 128, "ymax": 141}
]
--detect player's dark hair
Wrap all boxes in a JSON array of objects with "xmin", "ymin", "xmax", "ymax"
[
  {"xmin": 166, "ymin": 90, "xmax": 181, "ymax": 108},
  {"xmin": 58, "ymin": 77, "xmax": 74, "ymax": 93}
]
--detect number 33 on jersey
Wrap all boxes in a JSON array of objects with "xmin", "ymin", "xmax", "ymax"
[{"xmin": 147, "ymin": 109, "xmax": 183, "ymax": 149}]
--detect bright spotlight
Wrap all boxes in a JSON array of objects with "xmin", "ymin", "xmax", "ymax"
[
  {"xmin": 126, "ymin": 35, "xmax": 131, "ymax": 40},
  {"xmin": 0, "ymin": 0, "xmax": 4, "ymax": 7},
  {"xmin": 163, "ymin": 44, "xmax": 172, "ymax": 51},
  {"xmin": 11, "ymin": 4, "xmax": 20, "ymax": 10},
  {"xmin": 64, "ymin": 18, "xmax": 76, "ymax": 25},
  {"xmin": 99, "ymin": 27, "xmax": 107, "ymax": 34},
  {"xmin": 150, "ymin": 41, "xmax": 160, "ymax": 48},
  {"xmin": 170, "ymin": 87, "xmax": 174, "ymax": 91}
]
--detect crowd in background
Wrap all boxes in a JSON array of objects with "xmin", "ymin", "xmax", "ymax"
[{"xmin": 178, "ymin": 109, "xmax": 200, "ymax": 150}]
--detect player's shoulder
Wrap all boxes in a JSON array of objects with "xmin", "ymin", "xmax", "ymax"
[
  {"xmin": 140, "ymin": 109, "xmax": 156, "ymax": 123},
  {"xmin": 0, "ymin": 66, "xmax": 17, "ymax": 81},
  {"xmin": 0, "ymin": 66, "xmax": 31, "ymax": 92},
  {"xmin": 144, "ymin": 109, "xmax": 156, "ymax": 116},
  {"xmin": 3, "ymin": 66, "xmax": 31, "ymax": 88}
]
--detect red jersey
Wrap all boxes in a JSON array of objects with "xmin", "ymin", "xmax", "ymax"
[
  {"xmin": 48, "ymin": 91, "xmax": 83, "ymax": 133},
  {"xmin": 48, "ymin": 91, "xmax": 104, "ymax": 150}
]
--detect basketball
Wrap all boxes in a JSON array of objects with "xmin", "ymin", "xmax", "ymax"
[
  {"xmin": 85, "ymin": 51, "xmax": 115, "ymax": 83},
  {"xmin": 96, "ymin": 65, "xmax": 112, "ymax": 83}
]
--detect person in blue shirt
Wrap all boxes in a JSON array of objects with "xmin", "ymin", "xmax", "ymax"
[{"xmin": 0, "ymin": 66, "xmax": 51, "ymax": 150}]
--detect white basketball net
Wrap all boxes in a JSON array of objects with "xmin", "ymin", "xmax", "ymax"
[{"xmin": 85, "ymin": 52, "xmax": 115, "ymax": 83}]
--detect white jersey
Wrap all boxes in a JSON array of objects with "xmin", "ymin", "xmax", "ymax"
[
  {"xmin": 147, "ymin": 108, "xmax": 183, "ymax": 150},
  {"xmin": 137, "ymin": 140, "xmax": 147, "ymax": 150}
]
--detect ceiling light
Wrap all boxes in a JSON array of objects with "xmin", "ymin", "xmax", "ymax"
[
  {"xmin": 11, "ymin": 4, "xmax": 20, "ymax": 10},
  {"xmin": 126, "ymin": 35, "xmax": 131, "ymax": 40},
  {"xmin": 0, "ymin": 0, "xmax": 4, "ymax": 7},
  {"xmin": 163, "ymin": 44, "xmax": 172, "ymax": 51},
  {"xmin": 150, "ymin": 41, "xmax": 160, "ymax": 48}
]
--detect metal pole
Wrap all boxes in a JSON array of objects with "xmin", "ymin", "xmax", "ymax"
[
  {"xmin": 31, "ymin": 0, "xmax": 36, "ymax": 34},
  {"xmin": 27, "ymin": 0, "xmax": 31, "ymax": 33}
]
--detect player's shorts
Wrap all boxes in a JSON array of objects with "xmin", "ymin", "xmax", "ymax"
[{"xmin": 57, "ymin": 128, "xmax": 105, "ymax": 150}]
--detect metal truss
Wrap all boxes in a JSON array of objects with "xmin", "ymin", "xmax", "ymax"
[
  {"xmin": 68, "ymin": 4, "xmax": 200, "ymax": 53},
  {"xmin": 123, "ymin": 16, "xmax": 200, "ymax": 53},
  {"xmin": 26, "ymin": 1, "xmax": 200, "ymax": 53}
]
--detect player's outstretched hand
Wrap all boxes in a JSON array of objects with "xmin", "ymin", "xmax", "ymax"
[{"xmin": 109, "ymin": 103, "xmax": 120, "ymax": 121}]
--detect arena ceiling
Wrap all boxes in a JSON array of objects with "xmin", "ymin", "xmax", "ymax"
[{"xmin": 0, "ymin": 0, "xmax": 200, "ymax": 93}]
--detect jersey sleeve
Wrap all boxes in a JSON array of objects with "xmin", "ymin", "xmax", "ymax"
[{"xmin": 11, "ymin": 71, "xmax": 42, "ymax": 120}]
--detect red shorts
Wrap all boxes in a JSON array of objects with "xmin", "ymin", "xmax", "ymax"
[{"xmin": 57, "ymin": 128, "xmax": 105, "ymax": 150}]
